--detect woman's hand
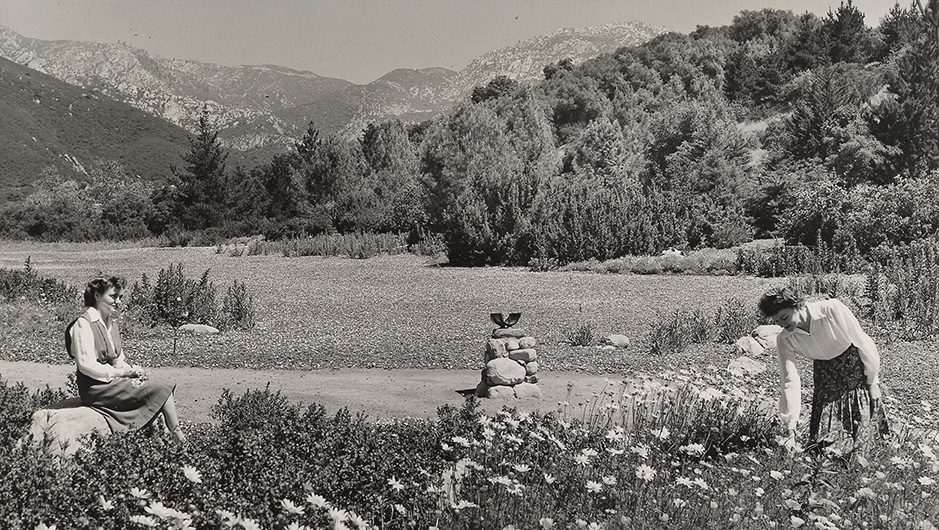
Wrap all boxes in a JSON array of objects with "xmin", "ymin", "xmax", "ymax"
[
  {"xmin": 869, "ymin": 382, "xmax": 882, "ymax": 402},
  {"xmin": 121, "ymin": 367, "xmax": 141, "ymax": 378}
]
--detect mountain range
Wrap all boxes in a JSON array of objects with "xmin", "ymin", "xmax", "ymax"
[{"xmin": 0, "ymin": 21, "xmax": 666, "ymax": 198}]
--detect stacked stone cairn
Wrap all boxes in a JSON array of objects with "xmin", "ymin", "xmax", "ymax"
[{"xmin": 477, "ymin": 326, "xmax": 542, "ymax": 399}]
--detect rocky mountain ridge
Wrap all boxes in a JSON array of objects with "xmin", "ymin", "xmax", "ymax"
[{"xmin": 0, "ymin": 20, "xmax": 666, "ymax": 155}]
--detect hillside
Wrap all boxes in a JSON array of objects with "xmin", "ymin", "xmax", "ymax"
[
  {"xmin": 0, "ymin": 56, "xmax": 197, "ymax": 201},
  {"xmin": 0, "ymin": 21, "xmax": 665, "ymax": 147}
]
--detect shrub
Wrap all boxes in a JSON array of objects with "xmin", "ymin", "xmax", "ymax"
[
  {"xmin": 247, "ymin": 232, "xmax": 408, "ymax": 259},
  {"xmin": 564, "ymin": 321, "xmax": 598, "ymax": 347},
  {"xmin": 126, "ymin": 263, "xmax": 257, "ymax": 331},
  {"xmin": 0, "ymin": 257, "xmax": 80, "ymax": 310},
  {"xmin": 714, "ymin": 296, "xmax": 759, "ymax": 344},
  {"xmin": 866, "ymin": 239, "xmax": 939, "ymax": 339},
  {"xmin": 647, "ymin": 309, "xmax": 694, "ymax": 355}
]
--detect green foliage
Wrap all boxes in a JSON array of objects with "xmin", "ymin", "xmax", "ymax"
[
  {"xmin": 648, "ymin": 297, "xmax": 759, "ymax": 355},
  {"xmin": 171, "ymin": 106, "xmax": 229, "ymax": 230},
  {"xmin": 564, "ymin": 321, "xmax": 598, "ymax": 347},
  {"xmin": 126, "ymin": 263, "xmax": 255, "ymax": 331},
  {"xmin": 735, "ymin": 240, "xmax": 864, "ymax": 277},
  {"xmin": 248, "ymin": 232, "xmax": 408, "ymax": 259},
  {"xmin": 866, "ymin": 238, "xmax": 939, "ymax": 340},
  {"xmin": 0, "ymin": 257, "xmax": 79, "ymax": 309}
]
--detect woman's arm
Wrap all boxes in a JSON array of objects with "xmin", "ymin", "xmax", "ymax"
[
  {"xmin": 70, "ymin": 319, "xmax": 130, "ymax": 382},
  {"xmin": 777, "ymin": 339, "xmax": 801, "ymax": 432}
]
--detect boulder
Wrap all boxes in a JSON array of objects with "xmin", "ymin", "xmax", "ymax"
[
  {"xmin": 525, "ymin": 360, "xmax": 539, "ymax": 376},
  {"xmin": 486, "ymin": 338, "xmax": 509, "ymax": 361},
  {"xmin": 487, "ymin": 385, "xmax": 517, "ymax": 399},
  {"xmin": 26, "ymin": 398, "xmax": 109, "ymax": 457},
  {"xmin": 504, "ymin": 338, "xmax": 520, "ymax": 351},
  {"xmin": 752, "ymin": 325, "xmax": 783, "ymax": 350},
  {"xmin": 179, "ymin": 324, "xmax": 220, "ymax": 335},
  {"xmin": 734, "ymin": 336, "xmax": 765, "ymax": 356},
  {"xmin": 519, "ymin": 336, "xmax": 536, "ymax": 349},
  {"xmin": 509, "ymin": 348, "xmax": 537, "ymax": 363},
  {"xmin": 601, "ymin": 334, "xmax": 631, "ymax": 348},
  {"xmin": 514, "ymin": 382, "xmax": 543, "ymax": 400},
  {"xmin": 486, "ymin": 358, "xmax": 526, "ymax": 386},
  {"xmin": 727, "ymin": 356, "xmax": 768, "ymax": 377},
  {"xmin": 492, "ymin": 328, "xmax": 527, "ymax": 339}
]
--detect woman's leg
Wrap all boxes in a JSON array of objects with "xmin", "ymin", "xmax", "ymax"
[{"xmin": 161, "ymin": 393, "xmax": 186, "ymax": 442}]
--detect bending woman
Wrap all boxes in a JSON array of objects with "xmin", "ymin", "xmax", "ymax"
[
  {"xmin": 65, "ymin": 276, "xmax": 186, "ymax": 443},
  {"xmin": 759, "ymin": 288, "xmax": 888, "ymax": 453}
]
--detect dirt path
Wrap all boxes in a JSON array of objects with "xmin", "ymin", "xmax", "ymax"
[{"xmin": 0, "ymin": 361, "xmax": 619, "ymax": 424}]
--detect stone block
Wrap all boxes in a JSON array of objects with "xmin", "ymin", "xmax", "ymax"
[
  {"xmin": 487, "ymin": 385, "xmax": 517, "ymax": 399},
  {"xmin": 486, "ymin": 339, "xmax": 509, "ymax": 361},
  {"xmin": 525, "ymin": 360, "xmax": 539, "ymax": 376},
  {"xmin": 504, "ymin": 338, "xmax": 520, "ymax": 351},
  {"xmin": 752, "ymin": 325, "xmax": 783, "ymax": 350},
  {"xmin": 26, "ymin": 398, "xmax": 110, "ymax": 457},
  {"xmin": 179, "ymin": 324, "xmax": 219, "ymax": 335},
  {"xmin": 492, "ymin": 328, "xmax": 527, "ymax": 339},
  {"xmin": 514, "ymin": 382, "xmax": 542, "ymax": 399},
  {"xmin": 509, "ymin": 348, "xmax": 537, "ymax": 362},
  {"xmin": 486, "ymin": 358, "xmax": 526, "ymax": 386},
  {"xmin": 519, "ymin": 336, "xmax": 536, "ymax": 349},
  {"xmin": 734, "ymin": 336, "xmax": 765, "ymax": 357},
  {"xmin": 601, "ymin": 334, "xmax": 631, "ymax": 348}
]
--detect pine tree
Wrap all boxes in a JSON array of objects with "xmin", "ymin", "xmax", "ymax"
[{"xmin": 172, "ymin": 106, "xmax": 228, "ymax": 229}]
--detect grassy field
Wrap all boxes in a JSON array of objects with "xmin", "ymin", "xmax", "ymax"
[{"xmin": 0, "ymin": 241, "xmax": 936, "ymax": 409}]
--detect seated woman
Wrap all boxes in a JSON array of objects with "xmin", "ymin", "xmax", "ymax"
[{"xmin": 65, "ymin": 276, "xmax": 186, "ymax": 443}]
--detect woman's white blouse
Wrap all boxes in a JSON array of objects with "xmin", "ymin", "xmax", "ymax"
[
  {"xmin": 69, "ymin": 308, "xmax": 127, "ymax": 382},
  {"xmin": 776, "ymin": 299, "xmax": 880, "ymax": 431}
]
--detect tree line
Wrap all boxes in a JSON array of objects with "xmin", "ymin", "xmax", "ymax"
[{"xmin": 2, "ymin": 0, "xmax": 937, "ymax": 267}]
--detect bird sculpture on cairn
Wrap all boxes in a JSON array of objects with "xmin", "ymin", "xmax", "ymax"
[{"xmin": 478, "ymin": 312, "xmax": 542, "ymax": 399}]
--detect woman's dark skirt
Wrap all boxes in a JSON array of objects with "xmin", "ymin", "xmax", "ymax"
[
  {"xmin": 810, "ymin": 344, "xmax": 889, "ymax": 454},
  {"xmin": 77, "ymin": 371, "xmax": 175, "ymax": 434}
]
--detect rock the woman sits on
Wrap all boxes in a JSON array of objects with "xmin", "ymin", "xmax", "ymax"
[
  {"xmin": 66, "ymin": 276, "xmax": 186, "ymax": 443},
  {"xmin": 758, "ymin": 287, "xmax": 888, "ymax": 454}
]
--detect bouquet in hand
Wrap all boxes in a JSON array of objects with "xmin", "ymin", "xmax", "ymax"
[{"xmin": 130, "ymin": 365, "xmax": 150, "ymax": 388}]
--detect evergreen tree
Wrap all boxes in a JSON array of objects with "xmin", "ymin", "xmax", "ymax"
[{"xmin": 172, "ymin": 106, "xmax": 228, "ymax": 229}]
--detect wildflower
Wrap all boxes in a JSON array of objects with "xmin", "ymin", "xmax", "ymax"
[
  {"xmin": 630, "ymin": 444, "xmax": 650, "ymax": 459},
  {"xmin": 35, "ymin": 524, "xmax": 56, "ymax": 530},
  {"xmin": 282, "ymin": 499, "xmax": 305, "ymax": 515},
  {"xmin": 582, "ymin": 448, "xmax": 599, "ymax": 458},
  {"xmin": 506, "ymin": 434, "xmax": 524, "ymax": 444},
  {"xmin": 98, "ymin": 495, "xmax": 114, "ymax": 511},
  {"xmin": 919, "ymin": 476, "xmax": 936, "ymax": 487},
  {"xmin": 506, "ymin": 482, "xmax": 525, "ymax": 495},
  {"xmin": 586, "ymin": 480, "xmax": 603, "ymax": 493},
  {"xmin": 676, "ymin": 476, "xmax": 694, "ymax": 487},
  {"xmin": 329, "ymin": 507, "xmax": 348, "ymax": 522},
  {"xmin": 217, "ymin": 510, "xmax": 239, "ymax": 527},
  {"xmin": 481, "ymin": 428, "xmax": 496, "ymax": 440},
  {"xmin": 451, "ymin": 499, "xmax": 478, "ymax": 510},
  {"xmin": 286, "ymin": 523, "xmax": 307, "ymax": 530},
  {"xmin": 574, "ymin": 453, "xmax": 590, "ymax": 466},
  {"xmin": 393, "ymin": 504, "xmax": 406, "ymax": 516},
  {"xmin": 441, "ymin": 442, "xmax": 452, "ymax": 451},
  {"xmin": 240, "ymin": 518, "xmax": 261, "ymax": 530},
  {"xmin": 602, "ymin": 475, "xmax": 617, "ymax": 486},
  {"xmin": 636, "ymin": 464, "xmax": 656, "ymax": 482},
  {"xmin": 129, "ymin": 515, "xmax": 159, "ymax": 527},
  {"xmin": 130, "ymin": 487, "xmax": 149, "ymax": 499},
  {"xmin": 709, "ymin": 501, "xmax": 718, "ymax": 509},
  {"xmin": 755, "ymin": 487, "xmax": 765, "ymax": 497},
  {"xmin": 539, "ymin": 518, "xmax": 555, "ymax": 529},
  {"xmin": 543, "ymin": 473, "xmax": 556, "ymax": 484},
  {"xmin": 388, "ymin": 477, "xmax": 405, "ymax": 492},
  {"xmin": 306, "ymin": 492, "xmax": 330, "ymax": 508},
  {"xmin": 606, "ymin": 447, "xmax": 625, "ymax": 456},
  {"xmin": 181, "ymin": 465, "xmax": 202, "ymax": 484},
  {"xmin": 680, "ymin": 443, "xmax": 706, "ymax": 457},
  {"xmin": 673, "ymin": 498, "xmax": 687, "ymax": 508},
  {"xmin": 452, "ymin": 436, "xmax": 471, "ymax": 447},
  {"xmin": 790, "ymin": 516, "xmax": 805, "ymax": 528},
  {"xmin": 606, "ymin": 428, "xmax": 626, "ymax": 443},
  {"xmin": 589, "ymin": 523, "xmax": 603, "ymax": 530},
  {"xmin": 512, "ymin": 463, "xmax": 531, "ymax": 473},
  {"xmin": 346, "ymin": 512, "xmax": 367, "ymax": 529},
  {"xmin": 693, "ymin": 477, "xmax": 710, "ymax": 490},
  {"xmin": 503, "ymin": 417, "xmax": 519, "ymax": 429},
  {"xmin": 770, "ymin": 470, "xmax": 785, "ymax": 480},
  {"xmin": 857, "ymin": 487, "xmax": 877, "ymax": 500}
]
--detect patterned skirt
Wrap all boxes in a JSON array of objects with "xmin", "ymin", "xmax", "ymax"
[
  {"xmin": 77, "ymin": 371, "xmax": 175, "ymax": 434},
  {"xmin": 809, "ymin": 344, "xmax": 889, "ymax": 454}
]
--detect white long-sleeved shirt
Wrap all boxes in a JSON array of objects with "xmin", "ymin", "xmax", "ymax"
[
  {"xmin": 776, "ymin": 298, "xmax": 880, "ymax": 431},
  {"xmin": 69, "ymin": 308, "xmax": 129, "ymax": 382}
]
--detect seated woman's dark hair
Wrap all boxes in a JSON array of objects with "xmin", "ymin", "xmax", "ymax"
[
  {"xmin": 83, "ymin": 276, "xmax": 127, "ymax": 307},
  {"xmin": 758, "ymin": 287, "xmax": 804, "ymax": 318}
]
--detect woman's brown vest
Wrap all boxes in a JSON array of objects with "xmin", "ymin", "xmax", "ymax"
[{"xmin": 65, "ymin": 313, "xmax": 122, "ymax": 364}]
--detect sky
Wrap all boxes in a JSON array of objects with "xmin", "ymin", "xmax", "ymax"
[{"xmin": 0, "ymin": 0, "xmax": 896, "ymax": 85}]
